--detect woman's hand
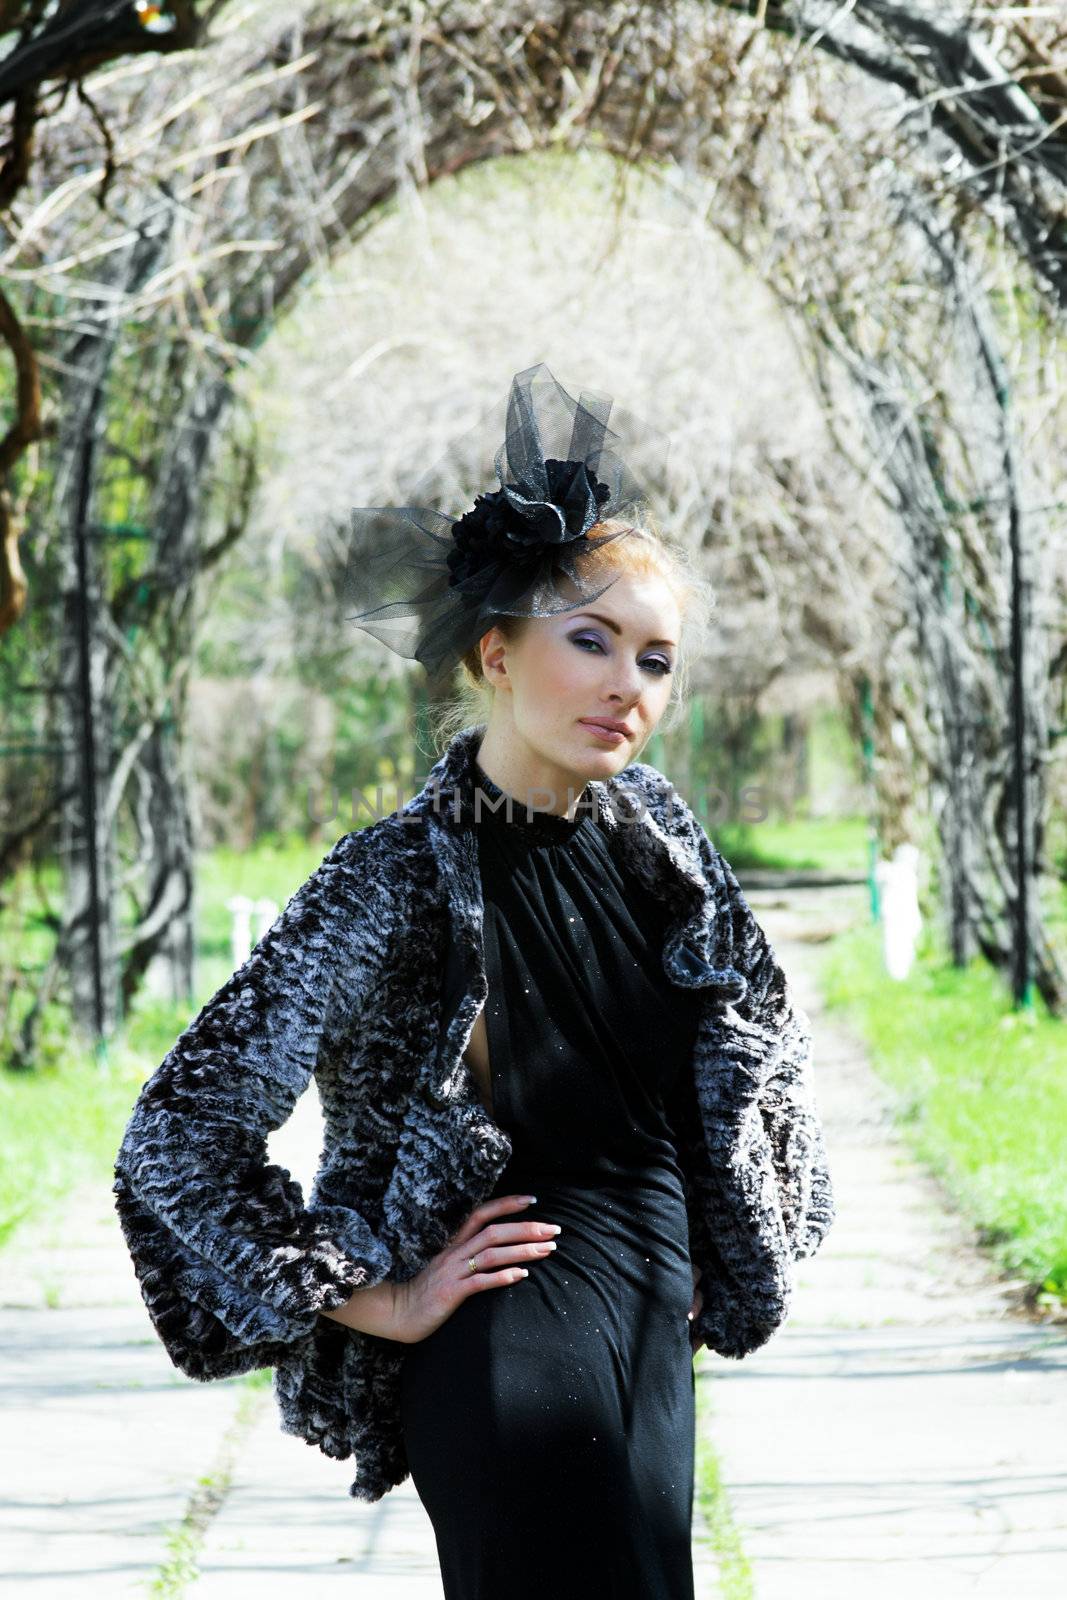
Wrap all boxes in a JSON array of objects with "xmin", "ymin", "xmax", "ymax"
[
  {"xmin": 687, "ymin": 1262, "xmax": 705, "ymax": 1355},
  {"xmin": 325, "ymin": 1193, "xmax": 560, "ymax": 1344}
]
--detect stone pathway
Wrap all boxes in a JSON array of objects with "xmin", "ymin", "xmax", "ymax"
[
  {"xmin": 696, "ymin": 882, "xmax": 1067, "ymax": 1600},
  {"xmin": 0, "ymin": 1189, "xmax": 240, "ymax": 1597},
  {"xmin": 1, "ymin": 880, "xmax": 1063, "ymax": 1597}
]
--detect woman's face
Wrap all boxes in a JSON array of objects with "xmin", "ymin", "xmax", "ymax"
[{"xmin": 481, "ymin": 569, "xmax": 681, "ymax": 784}]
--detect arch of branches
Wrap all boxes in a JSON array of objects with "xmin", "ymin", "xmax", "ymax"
[{"xmin": 1, "ymin": 0, "xmax": 1065, "ymax": 1057}]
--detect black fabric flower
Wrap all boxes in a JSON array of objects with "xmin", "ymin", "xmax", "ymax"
[
  {"xmin": 446, "ymin": 457, "xmax": 612, "ymax": 589},
  {"xmin": 343, "ymin": 361, "xmax": 658, "ymax": 690}
]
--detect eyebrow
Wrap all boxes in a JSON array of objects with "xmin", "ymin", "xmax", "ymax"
[{"xmin": 570, "ymin": 611, "xmax": 677, "ymax": 649}]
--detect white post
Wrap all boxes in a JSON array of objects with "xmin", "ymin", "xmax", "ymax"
[
  {"xmin": 875, "ymin": 843, "xmax": 922, "ymax": 980},
  {"xmin": 253, "ymin": 897, "xmax": 279, "ymax": 943},
  {"xmin": 225, "ymin": 895, "xmax": 255, "ymax": 968}
]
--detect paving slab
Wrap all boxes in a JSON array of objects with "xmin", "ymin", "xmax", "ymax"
[
  {"xmin": 696, "ymin": 884, "xmax": 1067, "ymax": 1600},
  {"xmin": 0, "ymin": 1295, "xmax": 242, "ymax": 1598}
]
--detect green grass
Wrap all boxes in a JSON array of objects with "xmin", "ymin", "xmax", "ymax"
[
  {"xmin": 0, "ymin": 834, "xmax": 343, "ymax": 1247},
  {"xmin": 715, "ymin": 814, "xmax": 870, "ymax": 876},
  {"xmin": 820, "ymin": 919, "xmax": 1067, "ymax": 1307},
  {"xmin": 0, "ymin": 1040, "xmax": 162, "ymax": 1247}
]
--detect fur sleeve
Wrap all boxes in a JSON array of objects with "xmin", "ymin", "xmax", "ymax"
[
  {"xmin": 699, "ymin": 831, "xmax": 835, "ymax": 1263},
  {"xmin": 629, "ymin": 761, "xmax": 835, "ymax": 1265},
  {"xmin": 112, "ymin": 826, "xmax": 396, "ymax": 1381}
]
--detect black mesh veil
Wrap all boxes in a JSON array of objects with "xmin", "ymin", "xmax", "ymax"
[{"xmin": 340, "ymin": 362, "xmax": 668, "ymax": 695}]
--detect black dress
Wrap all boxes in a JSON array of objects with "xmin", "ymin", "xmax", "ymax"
[{"xmin": 399, "ymin": 760, "xmax": 705, "ymax": 1599}]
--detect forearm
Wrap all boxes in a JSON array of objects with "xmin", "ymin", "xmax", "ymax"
[{"xmin": 320, "ymin": 1278, "xmax": 407, "ymax": 1339}]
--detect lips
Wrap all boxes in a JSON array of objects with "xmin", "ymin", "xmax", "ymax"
[{"xmin": 579, "ymin": 718, "xmax": 632, "ymax": 738}]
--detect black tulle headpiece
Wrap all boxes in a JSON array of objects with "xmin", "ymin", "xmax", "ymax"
[{"xmin": 340, "ymin": 362, "xmax": 666, "ymax": 695}]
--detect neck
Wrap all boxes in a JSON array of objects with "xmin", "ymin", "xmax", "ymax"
[{"xmin": 474, "ymin": 724, "xmax": 592, "ymax": 820}]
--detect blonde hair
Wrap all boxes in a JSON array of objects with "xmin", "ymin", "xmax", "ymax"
[{"xmin": 426, "ymin": 514, "xmax": 715, "ymax": 751}]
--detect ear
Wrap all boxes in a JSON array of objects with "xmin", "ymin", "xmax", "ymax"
[{"xmin": 478, "ymin": 624, "xmax": 511, "ymax": 687}]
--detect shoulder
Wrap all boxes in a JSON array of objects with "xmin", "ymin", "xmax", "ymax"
[
  {"xmin": 282, "ymin": 812, "xmax": 435, "ymax": 932},
  {"xmin": 326, "ymin": 810, "xmax": 432, "ymax": 872},
  {"xmin": 612, "ymin": 758, "xmax": 675, "ymax": 812},
  {"xmin": 615, "ymin": 759, "xmax": 741, "ymax": 888},
  {"xmin": 614, "ymin": 759, "xmax": 704, "ymax": 840}
]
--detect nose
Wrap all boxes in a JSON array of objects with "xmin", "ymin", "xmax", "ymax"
[{"xmin": 604, "ymin": 669, "xmax": 643, "ymax": 708}]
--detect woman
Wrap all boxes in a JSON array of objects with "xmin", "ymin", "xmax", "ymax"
[
  {"xmin": 343, "ymin": 577, "xmax": 707, "ymax": 1596},
  {"xmin": 112, "ymin": 365, "xmax": 834, "ymax": 1595},
  {"xmin": 330, "ymin": 363, "xmax": 793, "ymax": 1597}
]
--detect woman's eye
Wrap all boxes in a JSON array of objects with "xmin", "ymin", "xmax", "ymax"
[{"xmin": 571, "ymin": 634, "xmax": 672, "ymax": 675}]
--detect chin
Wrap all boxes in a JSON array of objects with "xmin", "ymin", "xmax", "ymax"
[
  {"xmin": 548, "ymin": 724, "xmax": 639, "ymax": 781},
  {"xmin": 570, "ymin": 741, "xmax": 634, "ymax": 777}
]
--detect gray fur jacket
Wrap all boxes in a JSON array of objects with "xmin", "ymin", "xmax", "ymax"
[{"xmin": 113, "ymin": 720, "xmax": 835, "ymax": 1503}]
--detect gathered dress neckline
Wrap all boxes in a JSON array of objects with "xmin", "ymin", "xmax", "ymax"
[{"xmin": 471, "ymin": 757, "xmax": 597, "ymax": 849}]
